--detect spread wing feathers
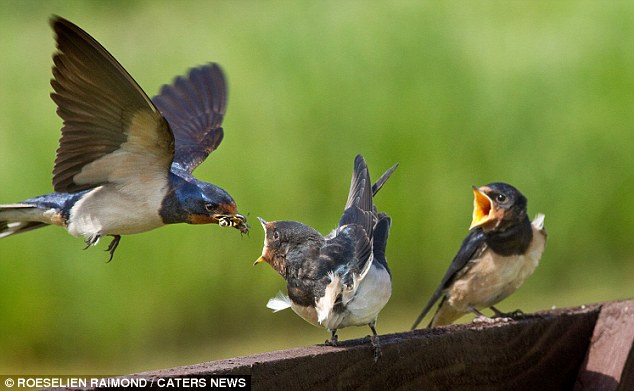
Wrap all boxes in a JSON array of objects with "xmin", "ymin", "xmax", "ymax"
[
  {"xmin": 335, "ymin": 155, "xmax": 398, "ymax": 286},
  {"xmin": 266, "ymin": 291, "xmax": 292, "ymax": 312},
  {"xmin": 50, "ymin": 16, "xmax": 173, "ymax": 193},
  {"xmin": 411, "ymin": 228, "xmax": 487, "ymax": 329},
  {"xmin": 341, "ymin": 154, "xmax": 375, "ymax": 237},
  {"xmin": 152, "ymin": 64, "xmax": 227, "ymax": 173}
]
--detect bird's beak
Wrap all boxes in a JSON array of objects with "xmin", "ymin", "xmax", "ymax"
[
  {"xmin": 470, "ymin": 186, "xmax": 495, "ymax": 230},
  {"xmin": 257, "ymin": 217, "xmax": 267, "ymax": 228},
  {"xmin": 254, "ymin": 255, "xmax": 266, "ymax": 266},
  {"xmin": 254, "ymin": 217, "xmax": 269, "ymax": 265}
]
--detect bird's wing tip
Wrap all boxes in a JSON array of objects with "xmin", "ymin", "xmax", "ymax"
[{"xmin": 532, "ymin": 213, "xmax": 545, "ymax": 230}]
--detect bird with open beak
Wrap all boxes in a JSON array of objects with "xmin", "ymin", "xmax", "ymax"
[
  {"xmin": 255, "ymin": 155, "xmax": 397, "ymax": 361},
  {"xmin": 411, "ymin": 182, "xmax": 546, "ymax": 329},
  {"xmin": 0, "ymin": 17, "xmax": 248, "ymax": 261}
]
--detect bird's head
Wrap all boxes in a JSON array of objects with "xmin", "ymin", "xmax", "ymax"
[
  {"xmin": 469, "ymin": 182, "xmax": 528, "ymax": 233},
  {"xmin": 254, "ymin": 217, "xmax": 322, "ymax": 277},
  {"xmin": 165, "ymin": 178, "xmax": 248, "ymax": 233}
]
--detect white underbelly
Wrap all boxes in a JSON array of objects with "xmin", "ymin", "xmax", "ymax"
[
  {"xmin": 67, "ymin": 184, "xmax": 166, "ymax": 238},
  {"xmin": 292, "ymin": 263, "xmax": 392, "ymax": 331},
  {"xmin": 338, "ymin": 263, "xmax": 392, "ymax": 328}
]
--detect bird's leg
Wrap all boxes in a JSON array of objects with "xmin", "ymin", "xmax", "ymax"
[
  {"xmin": 325, "ymin": 329, "xmax": 338, "ymax": 346},
  {"xmin": 83, "ymin": 234, "xmax": 101, "ymax": 250},
  {"xmin": 105, "ymin": 235, "xmax": 121, "ymax": 263},
  {"xmin": 368, "ymin": 321, "xmax": 382, "ymax": 363},
  {"xmin": 491, "ymin": 306, "xmax": 525, "ymax": 319}
]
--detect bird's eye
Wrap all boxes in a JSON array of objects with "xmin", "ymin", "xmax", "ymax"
[
  {"xmin": 204, "ymin": 202, "xmax": 215, "ymax": 212},
  {"xmin": 495, "ymin": 194, "xmax": 507, "ymax": 203},
  {"xmin": 273, "ymin": 231, "xmax": 280, "ymax": 241}
]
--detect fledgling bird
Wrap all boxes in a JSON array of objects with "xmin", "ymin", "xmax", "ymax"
[
  {"xmin": 255, "ymin": 155, "xmax": 397, "ymax": 361},
  {"xmin": 411, "ymin": 182, "xmax": 546, "ymax": 329},
  {"xmin": 0, "ymin": 16, "xmax": 248, "ymax": 261}
]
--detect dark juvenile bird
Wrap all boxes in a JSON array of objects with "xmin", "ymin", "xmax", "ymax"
[
  {"xmin": 411, "ymin": 183, "xmax": 546, "ymax": 329},
  {"xmin": 0, "ymin": 17, "xmax": 247, "ymax": 261},
  {"xmin": 255, "ymin": 155, "xmax": 397, "ymax": 361}
]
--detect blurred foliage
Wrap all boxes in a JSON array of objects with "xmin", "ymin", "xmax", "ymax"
[{"xmin": 1, "ymin": 0, "xmax": 633, "ymax": 374}]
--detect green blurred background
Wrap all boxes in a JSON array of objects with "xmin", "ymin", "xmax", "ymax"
[{"xmin": 1, "ymin": 0, "xmax": 633, "ymax": 375}]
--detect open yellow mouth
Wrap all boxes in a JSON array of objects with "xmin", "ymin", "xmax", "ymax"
[{"xmin": 470, "ymin": 186, "xmax": 494, "ymax": 230}]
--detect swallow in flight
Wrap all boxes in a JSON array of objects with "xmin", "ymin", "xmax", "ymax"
[
  {"xmin": 411, "ymin": 182, "xmax": 546, "ymax": 329},
  {"xmin": 0, "ymin": 16, "xmax": 247, "ymax": 261},
  {"xmin": 255, "ymin": 155, "xmax": 397, "ymax": 361}
]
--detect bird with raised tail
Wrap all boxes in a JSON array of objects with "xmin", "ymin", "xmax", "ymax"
[
  {"xmin": 411, "ymin": 182, "xmax": 546, "ymax": 329},
  {"xmin": 255, "ymin": 155, "xmax": 397, "ymax": 361},
  {"xmin": 0, "ymin": 17, "xmax": 248, "ymax": 261}
]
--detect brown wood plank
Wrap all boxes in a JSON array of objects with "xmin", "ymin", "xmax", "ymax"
[
  {"xmin": 575, "ymin": 300, "xmax": 634, "ymax": 391},
  {"xmin": 128, "ymin": 303, "xmax": 601, "ymax": 391}
]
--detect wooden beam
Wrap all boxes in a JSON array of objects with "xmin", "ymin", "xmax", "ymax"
[
  {"xmin": 135, "ymin": 303, "xmax": 603, "ymax": 390},
  {"xmin": 575, "ymin": 300, "xmax": 634, "ymax": 391},
  {"xmin": 50, "ymin": 300, "xmax": 634, "ymax": 391}
]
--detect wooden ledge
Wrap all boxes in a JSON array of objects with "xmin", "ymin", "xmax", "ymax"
[{"xmin": 54, "ymin": 299, "xmax": 633, "ymax": 391}]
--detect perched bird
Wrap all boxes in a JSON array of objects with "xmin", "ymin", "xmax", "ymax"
[
  {"xmin": 255, "ymin": 155, "xmax": 397, "ymax": 361},
  {"xmin": 411, "ymin": 182, "xmax": 546, "ymax": 329},
  {"xmin": 0, "ymin": 17, "xmax": 247, "ymax": 261}
]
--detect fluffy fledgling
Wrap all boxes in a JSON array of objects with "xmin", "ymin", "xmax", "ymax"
[
  {"xmin": 412, "ymin": 183, "xmax": 546, "ymax": 329},
  {"xmin": 256, "ymin": 155, "xmax": 397, "ymax": 361}
]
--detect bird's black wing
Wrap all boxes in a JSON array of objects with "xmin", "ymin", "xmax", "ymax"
[
  {"xmin": 338, "ymin": 154, "xmax": 375, "ymax": 270},
  {"xmin": 50, "ymin": 16, "xmax": 173, "ymax": 193},
  {"xmin": 152, "ymin": 64, "xmax": 227, "ymax": 173},
  {"xmin": 372, "ymin": 213, "xmax": 392, "ymax": 276},
  {"xmin": 411, "ymin": 228, "xmax": 487, "ymax": 329}
]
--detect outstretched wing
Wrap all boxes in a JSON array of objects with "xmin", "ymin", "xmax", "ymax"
[
  {"xmin": 152, "ymin": 64, "xmax": 227, "ymax": 173},
  {"xmin": 411, "ymin": 228, "xmax": 487, "ymax": 329},
  {"xmin": 50, "ymin": 16, "xmax": 173, "ymax": 193}
]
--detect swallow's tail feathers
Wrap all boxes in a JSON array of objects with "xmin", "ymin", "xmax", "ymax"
[
  {"xmin": 411, "ymin": 284, "xmax": 447, "ymax": 330},
  {"xmin": 266, "ymin": 292, "xmax": 292, "ymax": 313},
  {"xmin": 371, "ymin": 163, "xmax": 399, "ymax": 197},
  {"xmin": 0, "ymin": 204, "xmax": 50, "ymax": 239}
]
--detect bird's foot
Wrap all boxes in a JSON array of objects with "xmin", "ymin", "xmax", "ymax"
[
  {"xmin": 325, "ymin": 332, "xmax": 338, "ymax": 346},
  {"xmin": 491, "ymin": 307, "xmax": 525, "ymax": 319},
  {"xmin": 368, "ymin": 322, "xmax": 381, "ymax": 362},
  {"xmin": 370, "ymin": 334, "xmax": 382, "ymax": 363},
  {"xmin": 105, "ymin": 235, "xmax": 121, "ymax": 263},
  {"xmin": 83, "ymin": 234, "xmax": 101, "ymax": 249}
]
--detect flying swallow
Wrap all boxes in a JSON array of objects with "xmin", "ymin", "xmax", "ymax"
[
  {"xmin": 255, "ymin": 155, "xmax": 397, "ymax": 361},
  {"xmin": 411, "ymin": 182, "xmax": 546, "ymax": 329},
  {"xmin": 0, "ymin": 16, "xmax": 247, "ymax": 261}
]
